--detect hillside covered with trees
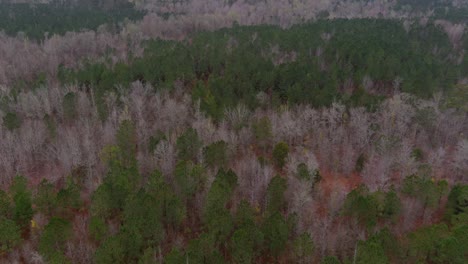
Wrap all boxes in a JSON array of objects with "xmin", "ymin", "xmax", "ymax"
[{"xmin": 0, "ymin": 0, "xmax": 467, "ymax": 263}]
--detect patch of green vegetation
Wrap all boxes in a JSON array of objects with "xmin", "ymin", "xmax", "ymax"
[{"xmin": 0, "ymin": 2, "xmax": 144, "ymax": 39}]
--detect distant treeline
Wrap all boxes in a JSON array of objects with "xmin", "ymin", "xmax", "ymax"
[{"xmin": 0, "ymin": 1, "xmax": 144, "ymax": 39}]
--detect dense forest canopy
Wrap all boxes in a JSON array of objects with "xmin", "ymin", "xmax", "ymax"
[
  {"xmin": 0, "ymin": 0, "xmax": 466, "ymax": 263},
  {"xmin": 0, "ymin": 1, "xmax": 144, "ymax": 39},
  {"xmin": 55, "ymin": 19, "xmax": 465, "ymax": 121}
]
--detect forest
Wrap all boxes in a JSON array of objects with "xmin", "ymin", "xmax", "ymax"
[
  {"xmin": 0, "ymin": 1, "xmax": 144, "ymax": 39},
  {"xmin": 0, "ymin": 0, "xmax": 467, "ymax": 263}
]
